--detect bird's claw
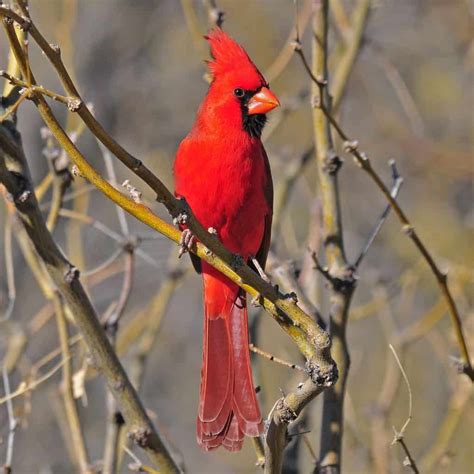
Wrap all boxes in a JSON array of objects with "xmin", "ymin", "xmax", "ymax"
[
  {"xmin": 178, "ymin": 229, "xmax": 196, "ymax": 258},
  {"xmin": 251, "ymin": 293, "xmax": 264, "ymax": 307}
]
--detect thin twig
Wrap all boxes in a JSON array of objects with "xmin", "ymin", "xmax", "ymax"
[
  {"xmin": 389, "ymin": 344, "xmax": 419, "ymax": 474},
  {"xmin": 294, "ymin": 7, "xmax": 473, "ymax": 381},
  {"xmin": 0, "ymin": 61, "xmax": 180, "ymax": 473},
  {"xmin": 0, "ymin": 70, "xmax": 73, "ymax": 107},
  {"xmin": 117, "ymin": 256, "xmax": 185, "ymax": 471},
  {"xmin": 97, "ymin": 140, "xmax": 129, "ymax": 236},
  {"xmin": 252, "ymin": 437, "xmax": 266, "ymax": 469},
  {"xmin": 56, "ymin": 208, "xmax": 161, "ymax": 268},
  {"xmin": 354, "ymin": 160, "xmax": 403, "ymax": 269},
  {"xmin": 0, "ymin": 358, "xmax": 67, "ymax": 406},
  {"xmin": 1, "ymin": 212, "xmax": 15, "ymax": 322},
  {"xmin": 2, "ymin": 365, "xmax": 18, "ymax": 474},
  {"xmin": 123, "ymin": 446, "xmax": 160, "ymax": 474},
  {"xmin": 0, "ymin": 11, "xmax": 342, "ymax": 473},
  {"xmin": 249, "ymin": 344, "xmax": 305, "ymax": 372},
  {"xmin": 103, "ymin": 250, "xmax": 135, "ymax": 474},
  {"xmin": 42, "ymin": 129, "xmax": 72, "ymax": 232}
]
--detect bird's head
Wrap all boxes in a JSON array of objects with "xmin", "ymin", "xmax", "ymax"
[{"xmin": 203, "ymin": 28, "xmax": 280, "ymax": 138}]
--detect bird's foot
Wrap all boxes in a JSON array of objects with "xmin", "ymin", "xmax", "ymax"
[
  {"xmin": 178, "ymin": 229, "xmax": 196, "ymax": 258},
  {"xmin": 251, "ymin": 293, "xmax": 264, "ymax": 307},
  {"xmin": 283, "ymin": 291, "xmax": 298, "ymax": 303}
]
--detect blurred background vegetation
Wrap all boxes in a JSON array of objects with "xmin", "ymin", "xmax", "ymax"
[{"xmin": 0, "ymin": 0, "xmax": 473, "ymax": 473}]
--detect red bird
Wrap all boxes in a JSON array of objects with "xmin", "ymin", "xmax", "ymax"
[{"xmin": 174, "ymin": 29, "xmax": 279, "ymax": 451}]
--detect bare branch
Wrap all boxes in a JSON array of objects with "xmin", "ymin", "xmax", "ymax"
[
  {"xmin": 0, "ymin": 4, "xmax": 337, "ymax": 394},
  {"xmin": 294, "ymin": 2, "xmax": 472, "ymax": 381},
  {"xmin": 389, "ymin": 344, "xmax": 419, "ymax": 474},
  {"xmin": 52, "ymin": 292, "xmax": 90, "ymax": 473},
  {"xmin": 0, "ymin": 86, "xmax": 180, "ymax": 474},
  {"xmin": 353, "ymin": 160, "xmax": 403, "ymax": 269},
  {"xmin": 2, "ymin": 365, "xmax": 18, "ymax": 474},
  {"xmin": 249, "ymin": 344, "xmax": 305, "ymax": 372}
]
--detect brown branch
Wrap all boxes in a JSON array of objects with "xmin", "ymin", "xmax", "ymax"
[
  {"xmin": 330, "ymin": 0, "xmax": 371, "ymax": 112},
  {"xmin": 249, "ymin": 344, "xmax": 305, "ymax": 372},
  {"xmin": 268, "ymin": 252, "xmax": 323, "ymax": 325},
  {"xmin": 294, "ymin": 2, "xmax": 472, "ymax": 382},
  {"xmin": 52, "ymin": 292, "xmax": 91, "ymax": 473},
  {"xmin": 116, "ymin": 258, "xmax": 186, "ymax": 472},
  {"xmin": 310, "ymin": 3, "xmax": 355, "ymax": 472},
  {"xmin": 0, "ymin": 90, "xmax": 180, "ymax": 474},
  {"xmin": 103, "ymin": 250, "xmax": 135, "ymax": 474},
  {"xmin": 0, "ymin": 10, "xmax": 346, "ymax": 473},
  {"xmin": 0, "ymin": 0, "xmax": 337, "ymax": 393}
]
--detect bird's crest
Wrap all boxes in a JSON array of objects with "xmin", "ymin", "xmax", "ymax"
[{"xmin": 205, "ymin": 28, "xmax": 265, "ymax": 85}]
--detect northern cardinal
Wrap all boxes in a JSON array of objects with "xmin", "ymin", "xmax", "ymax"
[{"xmin": 174, "ymin": 28, "xmax": 279, "ymax": 451}]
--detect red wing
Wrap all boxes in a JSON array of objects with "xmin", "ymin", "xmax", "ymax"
[{"xmin": 254, "ymin": 145, "xmax": 273, "ymax": 270}]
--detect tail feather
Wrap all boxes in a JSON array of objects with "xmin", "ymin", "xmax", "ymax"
[
  {"xmin": 221, "ymin": 413, "xmax": 244, "ymax": 452},
  {"xmin": 199, "ymin": 316, "xmax": 232, "ymax": 431},
  {"xmin": 197, "ymin": 266, "xmax": 262, "ymax": 452},
  {"xmin": 230, "ymin": 299, "xmax": 262, "ymax": 437}
]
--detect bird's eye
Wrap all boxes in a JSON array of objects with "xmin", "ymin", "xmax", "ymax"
[{"xmin": 234, "ymin": 88, "xmax": 245, "ymax": 98}]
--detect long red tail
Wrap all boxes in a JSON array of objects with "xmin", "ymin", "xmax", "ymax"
[{"xmin": 197, "ymin": 264, "xmax": 262, "ymax": 451}]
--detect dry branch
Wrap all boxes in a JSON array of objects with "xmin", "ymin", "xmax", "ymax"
[
  {"xmin": 389, "ymin": 344, "xmax": 419, "ymax": 474},
  {"xmin": 294, "ymin": 0, "xmax": 472, "ymax": 381},
  {"xmin": 0, "ymin": 5, "xmax": 341, "ymax": 473},
  {"xmin": 52, "ymin": 292, "xmax": 90, "ymax": 473},
  {"xmin": 0, "ymin": 96, "xmax": 180, "ymax": 473},
  {"xmin": 0, "ymin": 7, "xmax": 336, "ymax": 386}
]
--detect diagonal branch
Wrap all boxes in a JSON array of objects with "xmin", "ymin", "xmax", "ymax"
[
  {"xmin": 0, "ymin": 105, "xmax": 180, "ymax": 474},
  {"xmin": 353, "ymin": 160, "xmax": 403, "ymax": 269},
  {"xmin": 0, "ymin": 4, "xmax": 337, "ymax": 386},
  {"xmin": 52, "ymin": 292, "xmax": 91, "ymax": 473},
  {"xmin": 293, "ymin": 3, "xmax": 472, "ymax": 382},
  {"xmin": 0, "ymin": 7, "xmax": 341, "ymax": 473}
]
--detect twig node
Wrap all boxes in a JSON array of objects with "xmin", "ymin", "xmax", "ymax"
[
  {"xmin": 66, "ymin": 97, "xmax": 82, "ymax": 112},
  {"xmin": 128, "ymin": 427, "xmax": 153, "ymax": 448}
]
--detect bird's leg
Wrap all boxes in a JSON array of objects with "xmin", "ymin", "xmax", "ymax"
[
  {"xmin": 250, "ymin": 256, "xmax": 271, "ymax": 307},
  {"xmin": 250, "ymin": 256, "xmax": 270, "ymax": 283},
  {"xmin": 178, "ymin": 229, "xmax": 196, "ymax": 258}
]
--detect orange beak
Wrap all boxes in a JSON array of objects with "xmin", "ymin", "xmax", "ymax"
[{"xmin": 247, "ymin": 87, "xmax": 280, "ymax": 115}]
